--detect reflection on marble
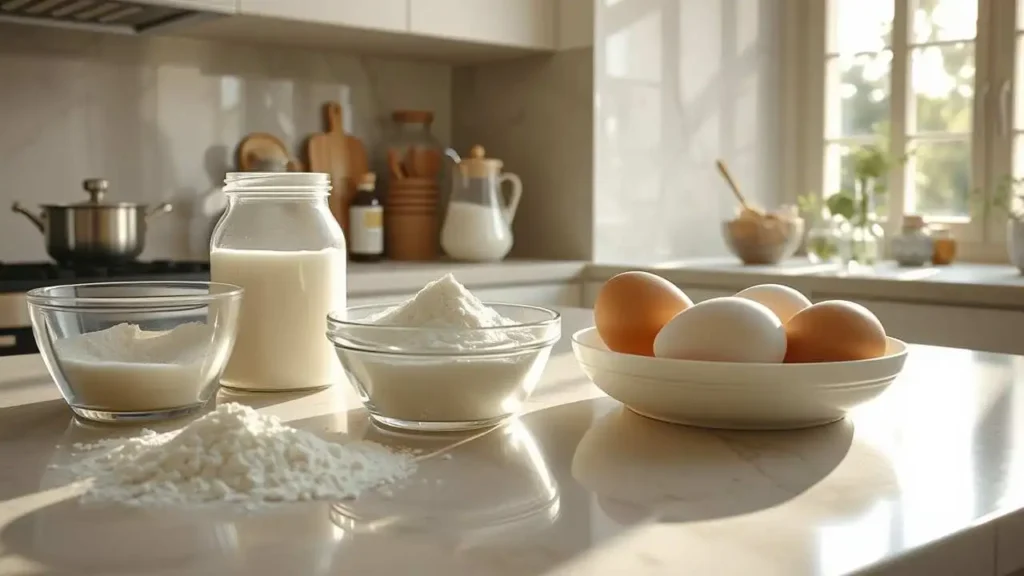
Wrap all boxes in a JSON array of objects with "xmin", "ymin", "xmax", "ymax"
[
  {"xmin": 594, "ymin": 0, "xmax": 783, "ymax": 262},
  {"xmin": 0, "ymin": 24, "xmax": 451, "ymax": 263},
  {"xmin": 5, "ymin": 308, "xmax": 1024, "ymax": 574}
]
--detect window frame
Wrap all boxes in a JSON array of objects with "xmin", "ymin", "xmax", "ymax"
[{"xmin": 787, "ymin": 0, "xmax": 1009, "ymax": 262}]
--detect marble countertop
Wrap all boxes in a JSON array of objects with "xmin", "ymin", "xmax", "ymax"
[
  {"xmin": 2, "ymin": 308, "xmax": 1024, "ymax": 575},
  {"xmin": 587, "ymin": 259, "xmax": 1024, "ymax": 309}
]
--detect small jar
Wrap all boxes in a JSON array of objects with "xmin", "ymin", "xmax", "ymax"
[
  {"xmin": 210, "ymin": 173, "xmax": 346, "ymax": 391},
  {"xmin": 931, "ymin": 226, "xmax": 957, "ymax": 265},
  {"xmin": 348, "ymin": 173, "xmax": 384, "ymax": 262},
  {"xmin": 891, "ymin": 214, "xmax": 933, "ymax": 267}
]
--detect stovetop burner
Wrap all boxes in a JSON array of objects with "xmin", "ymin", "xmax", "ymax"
[{"xmin": 0, "ymin": 260, "xmax": 211, "ymax": 293}]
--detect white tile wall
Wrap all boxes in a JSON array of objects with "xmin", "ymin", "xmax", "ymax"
[
  {"xmin": 594, "ymin": 0, "xmax": 784, "ymax": 263},
  {"xmin": 0, "ymin": 24, "xmax": 452, "ymax": 263}
]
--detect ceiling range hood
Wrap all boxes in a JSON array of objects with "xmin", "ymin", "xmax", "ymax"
[{"xmin": 0, "ymin": 0, "xmax": 227, "ymax": 35}]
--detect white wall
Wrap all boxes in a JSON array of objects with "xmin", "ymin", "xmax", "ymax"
[
  {"xmin": 593, "ymin": 0, "xmax": 784, "ymax": 263},
  {"xmin": 0, "ymin": 24, "xmax": 451, "ymax": 263},
  {"xmin": 452, "ymin": 48, "xmax": 595, "ymax": 261}
]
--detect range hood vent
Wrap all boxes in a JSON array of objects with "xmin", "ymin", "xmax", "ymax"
[{"xmin": 0, "ymin": 0, "xmax": 219, "ymax": 34}]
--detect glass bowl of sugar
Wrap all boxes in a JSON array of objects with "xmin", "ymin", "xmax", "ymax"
[
  {"xmin": 326, "ymin": 275, "xmax": 562, "ymax": 432},
  {"xmin": 26, "ymin": 281, "xmax": 243, "ymax": 423}
]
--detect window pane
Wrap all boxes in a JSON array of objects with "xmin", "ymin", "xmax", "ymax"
[
  {"xmin": 911, "ymin": 0, "xmax": 977, "ymax": 44},
  {"xmin": 829, "ymin": 0, "xmax": 893, "ymax": 54},
  {"xmin": 825, "ymin": 143, "xmax": 892, "ymax": 217},
  {"xmin": 909, "ymin": 43, "xmax": 975, "ymax": 134},
  {"xmin": 907, "ymin": 139, "xmax": 971, "ymax": 217},
  {"xmin": 825, "ymin": 52, "xmax": 892, "ymax": 138},
  {"xmin": 824, "ymin": 143, "xmax": 857, "ymax": 197}
]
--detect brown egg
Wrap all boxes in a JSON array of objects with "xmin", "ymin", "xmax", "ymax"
[
  {"xmin": 784, "ymin": 300, "xmax": 887, "ymax": 363},
  {"xmin": 594, "ymin": 271, "xmax": 693, "ymax": 356}
]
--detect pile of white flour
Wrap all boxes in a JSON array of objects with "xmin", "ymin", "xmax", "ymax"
[
  {"xmin": 364, "ymin": 273, "xmax": 534, "ymax": 352},
  {"xmin": 369, "ymin": 273, "xmax": 516, "ymax": 329},
  {"xmin": 55, "ymin": 322, "xmax": 217, "ymax": 411},
  {"xmin": 69, "ymin": 402, "xmax": 416, "ymax": 508}
]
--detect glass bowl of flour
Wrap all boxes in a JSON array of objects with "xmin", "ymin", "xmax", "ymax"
[
  {"xmin": 26, "ymin": 281, "xmax": 243, "ymax": 423},
  {"xmin": 326, "ymin": 274, "xmax": 561, "ymax": 432}
]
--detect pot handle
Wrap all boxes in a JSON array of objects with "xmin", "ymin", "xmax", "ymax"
[
  {"xmin": 10, "ymin": 203, "xmax": 44, "ymax": 233},
  {"xmin": 146, "ymin": 202, "xmax": 173, "ymax": 220}
]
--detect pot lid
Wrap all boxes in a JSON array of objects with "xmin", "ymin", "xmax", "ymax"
[
  {"xmin": 458, "ymin": 145, "xmax": 503, "ymax": 179},
  {"xmin": 43, "ymin": 179, "xmax": 145, "ymax": 208}
]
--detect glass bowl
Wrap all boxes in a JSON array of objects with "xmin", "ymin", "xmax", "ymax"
[
  {"xmin": 326, "ymin": 303, "xmax": 561, "ymax": 432},
  {"xmin": 26, "ymin": 281, "xmax": 243, "ymax": 423}
]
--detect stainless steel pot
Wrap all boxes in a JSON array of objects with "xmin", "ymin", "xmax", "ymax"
[{"xmin": 11, "ymin": 178, "xmax": 172, "ymax": 264}]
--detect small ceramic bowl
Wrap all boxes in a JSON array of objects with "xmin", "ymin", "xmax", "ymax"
[
  {"xmin": 722, "ymin": 216, "xmax": 805, "ymax": 265},
  {"xmin": 571, "ymin": 327, "xmax": 907, "ymax": 430}
]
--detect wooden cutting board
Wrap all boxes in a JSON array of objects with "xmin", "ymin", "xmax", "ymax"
[{"xmin": 307, "ymin": 102, "xmax": 349, "ymax": 229}]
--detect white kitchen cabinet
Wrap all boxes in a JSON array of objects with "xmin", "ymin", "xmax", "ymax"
[
  {"xmin": 814, "ymin": 296, "xmax": 1024, "ymax": 356},
  {"xmin": 350, "ymin": 282, "xmax": 582, "ymax": 309},
  {"xmin": 582, "ymin": 282, "xmax": 733, "ymax": 308},
  {"xmin": 239, "ymin": 0, "xmax": 406, "ymax": 32},
  {"xmin": 409, "ymin": 0, "xmax": 555, "ymax": 49}
]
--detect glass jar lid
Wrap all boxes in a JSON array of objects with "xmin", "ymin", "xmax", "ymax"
[{"xmin": 223, "ymin": 172, "xmax": 331, "ymax": 195}]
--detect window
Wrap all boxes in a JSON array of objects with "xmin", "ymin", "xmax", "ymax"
[{"xmin": 794, "ymin": 0, "xmax": 1024, "ymax": 259}]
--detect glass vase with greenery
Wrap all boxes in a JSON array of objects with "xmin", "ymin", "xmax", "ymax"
[
  {"xmin": 823, "ymin": 144, "xmax": 904, "ymax": 266},
  {"xmin": 796, "ymin": 194, "xmax": 844, "ymax": 263}
]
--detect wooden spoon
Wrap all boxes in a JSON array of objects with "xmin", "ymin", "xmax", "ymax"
[{"xmin": 715, "ymin": 160, "xmax": 764, "ymax": 218}]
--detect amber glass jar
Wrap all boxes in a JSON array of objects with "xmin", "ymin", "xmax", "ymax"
[{"xmin": 931, "ymin": 226, "xmax": 957, "ymax": 265}]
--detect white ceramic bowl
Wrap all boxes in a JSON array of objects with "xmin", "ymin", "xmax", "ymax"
[{"xmin": 571, "ymin": 327, "xmax": 907, "ymax": 430}]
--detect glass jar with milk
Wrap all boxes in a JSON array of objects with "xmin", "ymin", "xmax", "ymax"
[{"xmin": 210, "ymin": 173, "xmax": 346, "ymax": 391}]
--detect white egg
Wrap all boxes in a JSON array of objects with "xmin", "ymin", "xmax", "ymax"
[
  {"xmin": 653, "ymin": 297, "xmax": 786, "ymax": 363},
  {"xmin": 734, "ymin": 284, "xmax": 811, "ymax": 324}
]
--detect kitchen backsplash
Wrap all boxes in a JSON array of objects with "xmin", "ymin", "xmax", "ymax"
[{"xmin": 0, "ymin": 24, "xmax": 452, "ymax": 263}]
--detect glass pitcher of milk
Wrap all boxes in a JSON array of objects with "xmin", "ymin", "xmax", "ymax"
[
  {"xmin": 441, "ymin": 145, "xmax": 522, "ymax": 262},
  {"xmin": 210, "ymin": 173, "xmax": 346, "ymax": 391}
]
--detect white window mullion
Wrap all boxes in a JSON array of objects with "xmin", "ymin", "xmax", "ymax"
[
  {"xmin": 986, "ymin": 0, "xmax": 1015, "ymax": 245},
  {"xmin": 889, "ymin": 0, "xmax": 909, "ymax": 234},
  {"xmin": 969, "ymin": 0, "xmax": 992, "ymax": 245}
]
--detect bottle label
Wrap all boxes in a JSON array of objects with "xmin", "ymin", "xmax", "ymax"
[{"xmin": 349, "ymin": 206, "xmax": 384, "ymax": 255}]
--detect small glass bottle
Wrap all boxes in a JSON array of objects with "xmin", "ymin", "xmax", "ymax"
[
  {"xmin": 348, "ymin": 173, "xmax": 384, "ymax": 262},
  {"xmin": 210, "ymin": 173, "xmax": 346, "ymax": 391}
]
